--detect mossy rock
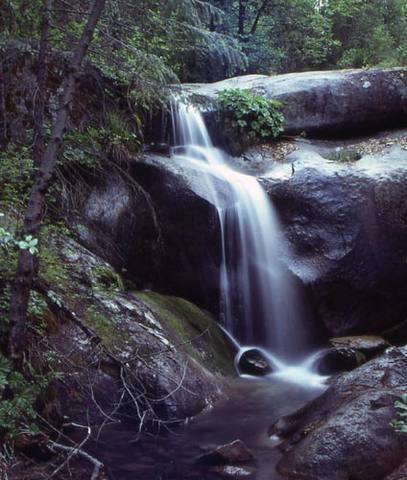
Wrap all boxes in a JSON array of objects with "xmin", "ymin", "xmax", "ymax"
[{"xmin": 136, "ymin": 291, "xmax": 236, "ymax": 376}]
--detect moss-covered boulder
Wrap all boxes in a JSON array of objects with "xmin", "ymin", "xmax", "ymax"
[{"xmin": 33, "ymin": 236, "xmax": 236, "ymax": 432}]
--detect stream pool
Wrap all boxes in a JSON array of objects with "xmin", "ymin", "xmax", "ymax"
[{"xmin": 97, "ymin": 375, "xmax": 325, "ymax": 480}]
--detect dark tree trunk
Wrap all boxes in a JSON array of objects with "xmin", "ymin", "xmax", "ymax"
[
  {"xmin": 250, "ymin": 0, "xmax": 270, "ymax": 35},
  {"xmin": 238, "ymin": 0, "xmax": 249, "ymax": 35},
  {"xmin": 33, "ymin": 0, "xmax": 52, "ymax": 168},
  {"xmin": 7, "ymin": 0, "xmax": 106, "ymax": 364},
  {"xmin": 0, "ymin": 62, "xmax": 7, "ymax": 148}
]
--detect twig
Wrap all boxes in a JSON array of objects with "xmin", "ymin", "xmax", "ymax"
[{"xmin": 47, "ymin": 423, "xmax": 103, "ymax": 480}]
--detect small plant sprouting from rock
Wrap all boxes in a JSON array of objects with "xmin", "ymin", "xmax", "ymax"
[
  {"xmin": 217, "ymin": 88, "xmax": 284, "ymax": 154},
  {"xmin": 0, "ymin": 213, "xmax": 38, "ymax": 255},
  {"xmin": 391, "ymin": 393, "xmax": 407, "ymax": 433}
]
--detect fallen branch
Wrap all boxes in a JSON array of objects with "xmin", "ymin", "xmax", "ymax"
[{"xmin": 47, "ymin": 423, "xmax": 103, "ymax": 480}]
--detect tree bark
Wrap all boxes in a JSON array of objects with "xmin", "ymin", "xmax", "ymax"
[
  {"xmin": 238, "ymin": 0, "xmax": 249, "ymax": 35},
  {"xmin": 7, "ymin": 0, "xmax": 106, "ymax": 364},
  {"xmin": 33, "ymin": 0, "xmax": 52, "ymax": 168},
  {"xmin": 250, "ymin": 0, "xmax": 270, "ymax": 35}
]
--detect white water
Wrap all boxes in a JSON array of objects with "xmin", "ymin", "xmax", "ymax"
[{"xmin": 171, "ymin": 102, "xmax": 325, "ymax": 386}]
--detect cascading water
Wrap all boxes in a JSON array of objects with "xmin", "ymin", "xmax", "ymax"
[{"xmin": 170, "ymin": 102, "xmax": 324, "ymax": 384}]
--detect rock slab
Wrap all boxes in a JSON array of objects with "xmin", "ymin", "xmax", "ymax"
[{"xmin": 184, "ymin": 68, "xmax": 407, "ymax": 139}]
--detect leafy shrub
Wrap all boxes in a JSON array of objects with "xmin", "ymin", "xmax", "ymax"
[
  {"xmin": 391, "ymin": 393, "xmax": 407, "ymax": 433},
  {"xmin": 217, "ymin": 88, "xmax": 284, "ymax": 155},
  {"xmin": 0, "ymin": 213, "xmax": 38, "ymax": 255},
  {"xmin": 62, "ymin": 112, "xmax": 140, "ymax": 169},
  {"xmin": 0, "ymin": 355, "xmax": 46, "ymax": 439},
  {"xmin": 0, "ymin": 145, "xmax": 33, "ymax": 208}
]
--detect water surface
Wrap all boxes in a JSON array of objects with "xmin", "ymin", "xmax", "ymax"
[{"xmin": 99, "ymin": 375, "xmax": 324, "ymax": 480}]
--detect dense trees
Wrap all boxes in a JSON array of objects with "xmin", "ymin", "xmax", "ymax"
[
  {"xmin": 207, "ymin": 0, "xmax": 406, "ymax": 75},
  {"xmin": 1, "ymin": 1, "xmax": 406, "ymax": 89}
]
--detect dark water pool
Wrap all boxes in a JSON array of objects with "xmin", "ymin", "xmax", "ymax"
[{"xmin": 96, "ymin": 376, "xmax": 324, "ymax": 480}]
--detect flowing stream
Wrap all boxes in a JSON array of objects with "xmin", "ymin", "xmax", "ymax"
[{"xmin": 170, "ymin": 102, "xmax": 324, "ymax": 382}]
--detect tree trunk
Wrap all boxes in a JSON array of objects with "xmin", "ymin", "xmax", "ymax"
[
  {"xmin": 0, "ymin": 62, "xmax": 7, "ymax": 148},
  {"xmin": 7, "ymin": 0, "xmax": 106, "ymax": 364},
  {"xmin": 250, "ymin": 0, "xmax": 270, "ymax": 35},
  {"xmin": 33, "ymin": 0, "xmax": 52, "ymax": 168},
  {"xmin": 238, "ymin": 0, "xmax": 249, "ymax": 35}
]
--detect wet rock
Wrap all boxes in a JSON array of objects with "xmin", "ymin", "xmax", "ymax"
[
  {"xmin": 314, "ymin": 347, "xmax": 366, "ymax": 375},
  {"xmin": 198, "ymin": 440, "xmax": 254, "ymax": 465},
  {"xmin": 184, "ymin": 68, "xmax": 407, "ymax": 141},
  {"xmin": 262, "ymin": 146, "xmax": 407, "ymax": 336},
  {"xmin": 209, "ymin": 465, "xmax": 257, "ymax": 479},
  {"xmin": 237, "ymin": 348, "xmax": 273, "ymax": 376},
  {"xmin": 47, "ymin": 237, "xmax": 235, "ymax": 429},
  {"xmin": 271, "ymin": 347, "xmax": 407, "ymax": 480},
  {"xmin": 148, "ymin": 142, "xmax": 170, "ymax": 155},
  {"xmin": 74, "ymin": 154, "xmax": 233, "ymax": 314},
  {"xmin": 330, "ymin": 335, "xmax": 391, "ymax": 358}
]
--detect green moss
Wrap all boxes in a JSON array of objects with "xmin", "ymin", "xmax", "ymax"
[
  {"xmin": 0, "ymin": 144, "xmax": 33, "ymax": 208},
  {"xmin": 39, "ymin": 245, "xmax": 69, "ymax": 288},
  {"xmin": 324, "ymin": 149, "xmax": 362, "ymax": 163},
  {"xmin": 91, "ymin": 265, "xmax": 124, "ymax": 293},
  {"xmin": 84, "ymin": 305, "xmax": 122, "ymax": 349},
  {"xmin": 135, "ymin": 291, "xmax": 235, "ymax": 375}
]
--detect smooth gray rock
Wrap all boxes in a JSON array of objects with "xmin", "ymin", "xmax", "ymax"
[
  {"xmin": 261, "ymin": 145, "xmax": 407, "ymax": 335},
  {"xmin": 73, "ymin": 154, "xmax": 232, "ymax": 312},
  {"xmin": 183, "ymin": 68, "xmax": 407, "ymax": 140},
  {"xmin": 270, "ymin": 347, "xmax": 407, "ymax": 480}
]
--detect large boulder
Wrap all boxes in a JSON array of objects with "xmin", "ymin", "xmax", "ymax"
[
  {"xmin": 182, "ymin": 68, "xmax": 407, "ymax": 142},
  {"xmin": 44, "ymin": 236, "xmax": 236, "ymax": 428},
  {"xmin": 72, "ymin": 154, "xmax": 233, "ymax": 312},
  {"xmin": 269, "ymin": 347, "xmax": 407, "ymax": 480},
  {"xmin": 261, "ymin": 144, "xmax": 407, "ymax": 336}
]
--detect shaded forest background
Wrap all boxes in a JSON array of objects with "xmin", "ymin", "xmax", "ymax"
[{"xmin": 1, "ymin": 0, "xmax": 407, "ymax": 93}]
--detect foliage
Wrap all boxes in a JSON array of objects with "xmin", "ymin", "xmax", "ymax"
[
  {"xmin": 391, "ymin": 393, "xmax": 407, "ymax": 433},
  {"xmin": 92, "ymin": 264, "xmax": 124, "ymax": 293},
  {"xmin": 324, "ymin": 0, "xmax": 407, "ymax": 68},
  {"xmin": 0, "ymin": 145, "xmax": 33, "ymax": 208},
  {"xmin": 0, "ymin": 213, "xmax": 38, "ymax": 255},
  {"xmin": 0, "ymin": 355, "xmax": 45, "ymax": 439},
  {"xmin": 218, "ymin": 88, "xmax": 284, "ymax": 152},
  {"xmin": 207, "ymin": 0, "xmax": 406, "ymax": 74}
]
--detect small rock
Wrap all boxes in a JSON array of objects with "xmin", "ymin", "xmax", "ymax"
[
  {"xmin": 209, "ymin": 465, "xmax": 257, "ymax": 479},
  {"xmin": 315, "ymin": 347, "xmax": 366, "ymax": 375},
  {"xmin": 330, "ymin": 335, "xmax": 391, "ymax": 359},
  {"xmin": 238, "ymin": 348, "xmax": 273, "ymax": 376},
  {"xmin": 198, "ymin": 440, "xmax": 254, "ymax": 465},
  {"xmin": 150, "ymin": 142, "xmax": 170, "ymax": 155}
]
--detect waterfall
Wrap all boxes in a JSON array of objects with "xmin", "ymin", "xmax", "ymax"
[{"xmin": 170, "ymin": 102, "xmax": 310, "ymax": 363}]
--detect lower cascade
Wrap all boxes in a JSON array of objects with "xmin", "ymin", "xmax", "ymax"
[{"xmin": 171, "ymin": 102, "xmax": 325, "ymax": 386}]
